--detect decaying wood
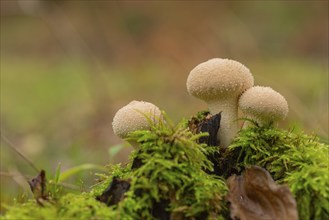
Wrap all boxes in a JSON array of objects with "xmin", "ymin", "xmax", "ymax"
[
  {"xmin": 96, "ymin": 177, "xmax": 130, "ymax": 206},
  {"xmin": 197, "ymin": 113, "xmax": 221, "ymax": 146}
]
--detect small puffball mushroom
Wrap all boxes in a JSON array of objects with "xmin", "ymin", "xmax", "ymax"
[
  {"xmin": 187, "ymin": 58, "xmax": 254, "ymax": 148},
  {"xmin": 112, "ymin": 100, "xmax": 162, "ymax": 148},
  {"xmin": 238, "ymin": 86, "xmax": 288, "ymax": 127}
]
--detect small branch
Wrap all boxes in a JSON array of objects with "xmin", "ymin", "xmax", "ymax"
[{"xmin": 0, "ymin": 132, "xmax": 40, "ymax": 173}]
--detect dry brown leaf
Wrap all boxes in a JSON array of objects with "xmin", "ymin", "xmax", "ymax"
[{"xmin": 227, "ymin": 166, "xmax": 298, "ymax": 220}]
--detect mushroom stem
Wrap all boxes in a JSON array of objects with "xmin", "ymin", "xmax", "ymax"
[
  {"xmin": 186, "ymin": 58, "xmax": 254, "ymax": 148},
  {"xmin": 207, "ymin": 98, "xmax": 238, "ymax": 148}
]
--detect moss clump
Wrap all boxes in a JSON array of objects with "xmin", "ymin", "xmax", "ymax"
[
  {"xmin": 1, "ymin": 116, "xmax": 228, "ymax": 219},
  {"xmin": 92, "ymin": 118, "xmax": 228, "ymax": 219},
  {"xmin": 229, "ymin": 124, "xmax": 329, "ymax": 220},
  {"xmin": 1, "ymin": 193, "xmax": 113, "ymax": 220}
]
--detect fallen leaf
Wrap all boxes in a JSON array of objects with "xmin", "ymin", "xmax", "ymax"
[
  {"xmin": 28, "ymin": 169, "xmax": 48, "ymax": 205},
  {"xmin": 227, "ymin": 166, "xmax": 298, "ymax": 220}
]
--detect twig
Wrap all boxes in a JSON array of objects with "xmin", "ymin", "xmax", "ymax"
[
  {"xmin": 0, "ymin": 170, "xmax": 81, "ymax": 191},
  {"xmin": 0, "ymin": 132, "xmax": 40, "ymax": 173}
]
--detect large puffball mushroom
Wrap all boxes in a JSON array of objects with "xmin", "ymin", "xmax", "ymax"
[
  {"xmin": 239, "ymin": 86, "xmax": 289, "ymax": 127},
  {"xmin": 112, "ymin": 100, "xmax": 162, "ymax": 148},
  {"xmin": 187, "ymin": 58, "xmax": 254, "ymax": 148}
]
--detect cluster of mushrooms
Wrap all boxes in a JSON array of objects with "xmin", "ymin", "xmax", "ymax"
[{"xmin": 112, "ymin": 58, "xmax": 288, "ymax": 148}]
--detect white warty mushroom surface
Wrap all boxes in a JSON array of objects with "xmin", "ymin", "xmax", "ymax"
[{"xmin": 112, "ymin": 100, "xmax": 162, "ymax": 138}]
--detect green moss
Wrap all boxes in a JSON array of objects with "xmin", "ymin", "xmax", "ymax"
[
  {"xmin": 1, "ymin": 193, "xmax": 113, "ymax": 220},
  {"xmin": 90, "ymin": 163, "xmax": 131, "ymax": 197},
  {"xmin": 2, "ymin": 201, "xmax": 55, "ymax": 220},
  {"xmin": 2, "ymin": 115, "xmax": 228, "ymax": 219},
  {"xmin": 230, "ymin": 125, "xmax": 329, "ymax": 219},
  {"xmin": 2, "ymin": 113, "xmax": 328, "ymax": 220},
  {"xmin": 57, "ymin": 193, "xmax": 116, "ymax": 219},
  {"xmin": 92, "ymin": 117, "xmax": 228, "ymax": 219}
]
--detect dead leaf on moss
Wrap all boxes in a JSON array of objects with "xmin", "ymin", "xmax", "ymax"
[
  {"xmin": 227, "ymin": 166, "xmax": 298, "ymax": 220},
  {"xmin": 28, "ymin": 169, "xmax": 48, "ymax": 205}
]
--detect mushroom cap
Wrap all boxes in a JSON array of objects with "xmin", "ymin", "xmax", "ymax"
[
  {"xmin": 187, "ymin": 58, "xmax": 254, "ymax": 101},
  {"xmin": 239, "ymin": 86, "xmax": 289, "ymax": 121},
  {"xmin": 112, "ymin": 100, "xmax": 162, "ymax": 138}
]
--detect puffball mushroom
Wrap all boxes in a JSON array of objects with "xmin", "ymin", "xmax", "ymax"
[
  {"xmin": 112, "ymin": 100, "xmax": 162, "ymax": 148},
  {"xmin": 187, "ymin": 58, "xmax": 254, "ymax": 148},
  {"xmin": 239, "ymin": 86, "xmax": 289, "ymax": 127}
]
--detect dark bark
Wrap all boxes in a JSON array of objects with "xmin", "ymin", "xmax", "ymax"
[{"xmin": 96, "ymin": 177, "xmax": 130, "ymax": 206}]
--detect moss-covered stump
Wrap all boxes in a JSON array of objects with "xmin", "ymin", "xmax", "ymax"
[
  {"xmin": 187, "ymin": 111, "xmax": 329, "ymax": 219},
  {"xmin": 1, "ymin": 113, "xmax": 328, "ymax": 220},
  {"xmin": 91, "ymin": 119, "xmax": 229, "ymax": 219},
  {"xmin": 1, "ymin": 118, "xmax": 228, "ymax": 220}
]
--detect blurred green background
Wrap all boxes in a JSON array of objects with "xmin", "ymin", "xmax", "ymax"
[{"xmin": 0, "ymin": 0, "xmax": 328, "ymax": 210}]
